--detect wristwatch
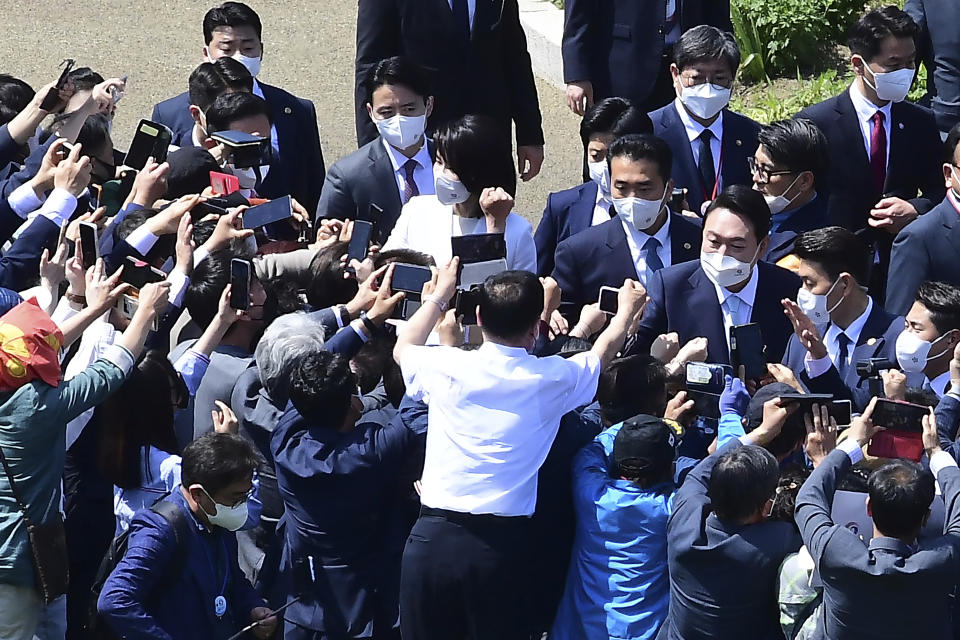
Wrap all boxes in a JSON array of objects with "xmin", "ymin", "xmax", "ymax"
[
  {"xmin": 359, "ymin": 311, "xmax": 379, "ymax": 335},
  {"xmin": 66, "ymin": 292, "xmax": 86, "ymax": 306}
]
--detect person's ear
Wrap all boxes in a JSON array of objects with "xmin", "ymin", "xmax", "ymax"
[
  {"xmin": 670, "ymin": 63, "xmax": 683, "ymax": 95},
  {"xmin": 425, "ymin": 96, "xmax": 435, "ymax": 119},
  {"xmin": 189, "ymin": 105, "xmax": 203, "ymax": 125},
  {"xmin": 865, "ymin": 495, "xmax": 872, "ymax": 518},
  {"xmin": 761, "ymin": 497, "xmax": 774, "ymax": 519},
  {"xmin": 851, "ymin": 54, "xmax": 865, "ymax": 77},
  {"xmin": 756, "ymin": 236, "xmax": 770, "ymax": 262},
  {"xmin": 798, "ymin": 170, "xmax": 815, "ymax": 194},
  {"xmin": 476, "ymin": 308, "xmax": 483, "ymax": 328},
  {"xmin": 202, "ymin": 45, "xmax": 212, "ymax": 63},
  {"xmin": 366, "ymin": 103, "xmax": 375, "ymax": 121},
  {"xmin": 921, "ymin": 508, "xmax": 931, "ymax": 529},
  {"xmin": 942, "ymin": 163, "xmax": 954, "ymax": 189}
]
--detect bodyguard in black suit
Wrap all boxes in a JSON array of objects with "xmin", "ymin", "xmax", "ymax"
[
  {"xmin": 355, "ymin": 0, "xmax": 545, "ymax": 181},
  {"xmin": 629, "ymin": 186, "xmax": 801, "ymax": 366},
  {"xmin": 151, "ymin": 3, "xmax": 326, "ymax": 213},
  {"xmin": 886, "ymin": 124, "xmax": 960, "ymax": 315},
  {"xmin": 553, "ymin": 134, "xmax": 701, "ymax": 320},
  {"xmin": 561, "ymin": 0, "xmax": 731, "ymax": 116},
  {"xmin": 317, "ymin": 57, "xmax": 435, "ymax": 242},
  {"xmin": 649, "ymin": 26, "xmax": 760, "ymax": 216},
  {"xmin": 905, "ymin": 0, "xmax": 960, "ymax": 135}
]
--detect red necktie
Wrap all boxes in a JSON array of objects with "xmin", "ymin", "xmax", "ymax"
[{"xmin": 870, "ymin": 111, "xmax": 886, "ymax": 196}]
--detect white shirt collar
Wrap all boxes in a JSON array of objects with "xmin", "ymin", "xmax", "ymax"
[
  {"xmin": 381, "ymin": 137, "xmax": 431, "ymax": 174},
  {"xmin": 595, "ymin": 183, "xmax": 611, "ymax": 207},
  {"xmin": 252, "ymin": 79, "xmax": 264, "ymax": 98},
  {"xmin": 674, "ymin": 97, "xmax": 724, "ymax": 144},
  {"xmin": 825, "ymin": 296, "xmax": 874, "ymax": 346},
  {"xmin": 848, "ymin": 84, "xmax": 892, "ymax": 125},
  {"xmin": 622, "ymin": 208, "xmax": 672, "ymax": 248},
  {"xmin": 712, "ymin": 262, "xmax": 759, "ymax": 308},
  {"xmin": 930, "ymin": 370, "xmax": 953, "ymax": 398},
  {"xmin": 479, "ymin": 340, "xmax": 530, "ymax": 357}
]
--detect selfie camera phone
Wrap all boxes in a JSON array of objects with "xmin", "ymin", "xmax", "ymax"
[
  {"xmin": 210, "ymin": 171, "xmax": 241, "ymax": 196},
  {"xmin": 209, "ymin": 130, "xmax": 272, "ymax": 169},
  {"xmin": 730, "ymin": 323, "xmax": 766, "ymax": 379},
  {"xmin": 78, "ymin": 222, "xmax": 99, "ymax": 271},
  {"xmin": 390, "ymin": 263, "xmax": 433, "ymax": 296},
  {"xmin": 347, "ymin": 220, "xmax": 374, "ymax": 265},
  {"xmin": 242, "ymin": 196, "xmax": 293, "ymax": 229},
  {"xmin": 230, "ymin": 259, "xmax": 252, "ymax": 310},
  {"xmin": 598, "ymin": 286, "xmax": 619, "ymax": 315},
  {"xmin": 124, "ymin": 119, "xmax": 172, "ymax": 170}
]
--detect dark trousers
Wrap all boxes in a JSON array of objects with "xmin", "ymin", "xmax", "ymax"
[{"xmin": 399, "ymin": 507, "xmax": 532, "ymax": 640}]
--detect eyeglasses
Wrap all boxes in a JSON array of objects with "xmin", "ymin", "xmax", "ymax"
[{"xmin": 748, "ymin": 157, "xmax": 794, "ymax": 185}]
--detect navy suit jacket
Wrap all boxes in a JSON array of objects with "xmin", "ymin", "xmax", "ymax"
[
  {"xmin": 561, "ymin": 0, "xmax": 730, "ymax": 107},
  {"xmin": 552, "ymin": 213, "xmax": 702, "ymax": 319},
  {"xmin": 796, "ymin": 91, "xmax": 944, "ymax": 234},
  {"xmin": 0, "ymin": 216, "xmax": 61, "ymax": 291},
  {"xmin": 151, "ymin": 84, "xmax": 326, "ymax": 214},
  {"xmin": 906, "ymin": 0, "xmax": 960, "ymax": 133},
  {"xmin": 535, "ymin": 180, "xmax": 601, "ymax": 276},
  {"xmin": 936, "ymin": 392, "xmax": 960, "ymax": 462},
  {"xmin": 629, "ymin": 260, "xmax": 801, "ymax": 365},
  {"xmin": 649, "ymin": 104, "xmax": 760, "ymax": 214},
  {"xmin": 781, "ymin": 302, "xmax": 903, "ymax": 411},
  {"xmin": 886, "ymin": 196, "xmax": 960, "ymax": 315},
  {"xmin": 762, "ymin": 194, "xmax": 830, "ymax": 264}
]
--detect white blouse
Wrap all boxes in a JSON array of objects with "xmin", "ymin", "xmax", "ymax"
[{"xmin": 383, "ymin": 195, "xmax": 537, "ymax": 272}]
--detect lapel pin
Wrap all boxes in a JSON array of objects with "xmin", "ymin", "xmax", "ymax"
[
  {"xmin": 866, "ymin": 337, "xmax": 877, "ymax": 346},
  {"xmin": 683, "ymin": 242, "xmax": 692, "ymax": 250},
  {"xmin": 284, "ymin": 106, "xmax": 292, "ymax": 115},
  {"xmin": 899, "ymin": 123, "xmax": 904, "ymax": 130},
  {"xmin": 736, "ymin": 139, "xmax": 742, "ymax": 146}
]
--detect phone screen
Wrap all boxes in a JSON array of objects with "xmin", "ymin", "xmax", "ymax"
[
  {"xmin": 451, "ymin": 233, "xmax": 507, "ymax": 264},
  {"xmin": 78, "ymin": 222, "xmax": 98, "ymax": 271},
  {"xmin": 730, "ymin": 323, "xmax": 766, "ymax": 379},
  {"xmin": 455, "ymin": 287, "xmax": 482, "ymax": 325},
  {"xmin": 598, "ymin": 287, "xmax": 618, "ymax": 315},
  {"xmin": 347, "ymin": 220, "xmax": 374, "ymax": 264},
  {"xmin": 686, "ymin": 362, "xmax": 732, "ymax": 394},
  {"xmin": 391, "ymin": 263, "xmax": 433, "ymax": 294},
  {"xmin": 871, "ymin": 399, "xmax": 928, "ymax": 432},
  {"xmin": 125, "ymin": 120, "xmax": 163, "ymax": 170},
  {"xmin": 120, "ymin": 257, "xmax": 165, "ymax": 290},
  {"xmin": 230, "ymin": 259, "xmax": 252, "ymax": 310},
  {"xmin": 242, "ymin": 196, "xmax": 293, "ymax": 229}
]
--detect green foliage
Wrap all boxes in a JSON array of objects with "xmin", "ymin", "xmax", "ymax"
[{"xmin": 731, "ymin": 70, "xmax": 851, "ymax": 123}]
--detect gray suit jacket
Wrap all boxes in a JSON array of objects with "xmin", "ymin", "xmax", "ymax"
[{"xmin": 796, "ymin": 447, "xmax": 960, "ymax": 640}]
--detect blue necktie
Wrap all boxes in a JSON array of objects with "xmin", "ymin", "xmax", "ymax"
[
  {"xmin": 452, "ymin": 0, "xmax": 470, "ymax": 43},
  {"xmin": 837, "ymin": 332, "xmax": 852, "ymax": 377},
  {"xmin": 644, "ymin": 237, "xmax": 664, "ymax": 273}
]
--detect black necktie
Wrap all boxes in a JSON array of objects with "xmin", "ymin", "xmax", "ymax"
[
  {"xmin": 697, "ymin": 129, "xmax": 716, "ymax": 198},
  {"xmin": 452, "ymin": 0, "xmax": 471, "ymax": 43},
  {"xmin": 837, "ymin": 332, "xmax": 852, "ymax": 377}
]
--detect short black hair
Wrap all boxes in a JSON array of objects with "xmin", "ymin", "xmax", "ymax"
[
  {"xmin": 709, "ymin": 445, "xmax": 779, "ymax": 522},
  {"xmin": 704, "ymin": 184, "xmax": 771, "ymax": 240},
  {"xmin": 305, "ymin": 242, "xmax": 359, "ymax": 309},
  {"xmin": 868, "ymin": 460, "xmax": 934, "ymax": 539},
  {"xmin": 848, "ymin": 5, "xmax": 917, "ymax": 61},
  {"xmin": 793, "ymin": 226, "xmax": 872, "ymax": 285},
  {"xmin": 373, "ymin": 247, "xmax": 436, "ymax": 269},
  {"xmin": 607, "ymin": 134, "xmax": 673, "ymax": 183},
  {"xmin": 434, "ymin": 114, "xmax": 516, "ymax": 197},
  {"xmin": 745, "ymin": 383, "xmax": 806, "ymax": 459},
  {"xmin": 188, "ymin": 58, "xmax": 253, "ymax": 113},
  {"xmin": 165, "ymin": 147, "xmax": 223, "ymax": 199},
  {"xmin": 580, "ymin": 97, "xmax": 653, "ymax": 148},
  {"xmin": 365, "ymin": 56, "xmax": 431, "ymax": 106},
  {"xmin": 674, "ymin": 25, "xmax": 741, "ymax": 75},
  {"xmin": 945, "ymin": 121, "xmax": 960, "ymax": 164},
  {"xmin": 289, "ymin": 351, "xmax": 357, "ymax": 427},
  {"xmin": 916, "ymin": 281, "xmax": 960, "ymax": 334},
  {"xmin": 203, "ymin": 1, "xmax": 262, "ymax": 44},
  {"xmin": 0, "ymin": 74, "xmax": 34, "ymax": 125},
  {"xmin": 597, "ymin": 355, "xmax": 668, "ymax": 426},
  {"xmin": 66, "ymin": 67, "xmax": 104, "ymax": 93},
  {"xmin": 116, "ymin": 209, "xmax": 176, "ymax": 266},
  {"xmin": 757, "ymin": 119, "xmax": 829, "ymax": 178},
  {"xmin": 478, "ymin": 271, "xmax": 543, "ymax": 342},
  {"xmin": 769, "ymin": 466, "xmax": 810, "ymax": 531},
  {"xmin": 181, "ymin": 432, "xmax": 259, "ymax": 496},
  {"xmin": 185, "ymin": 250, "xmax": 239, "ymax": 327},
  {"xmin": 76, "ymin": 113, "xmax": 112, "ymax": 159},
  {"xmin": 205, "ymin": 91, "xmax": 272, "ymax": 132}
]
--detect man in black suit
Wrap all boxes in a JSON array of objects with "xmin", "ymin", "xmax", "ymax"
[
  {"xmin": 317, "ymin": 57, "xmax": 434, "ymax": 243},
  {"xmin": 906, "ymin": 0, "xmax": 960, "ymax": 136},
  {"xmin": 796, "ymin": 399, "xmax": 960, "ymax": 640},
  {"xmin": 796, "ymin": 7, "xmax": 943, "ymax": 292},
  {"xmin": 151, "ymin": 2, "xmax": 326, "ymax": 212},
  {"xmin": 887, "ymin": 122, "xmax": 960, "ymax": 315},
  {"xmin": 170, "ymin": 57, "xmax": 252, "ymax": 151},
  {"xmin": 562, "ymin": 0, "xmax": 731, "ymax": 117},
  {"xmin": 552, "ymin": 134, "xmax": 701, "ymax": 321},
  {"xmin": 355, "ymin": 0, "xmax": 545, "ymax": 182},
  {"xmin": 649, "ymin": 26, "xmax": 760, "ymax": 215},
  {"xmin": 752, "ymin": 119, "xmax": 831, "ymax": 264},
  {"xmin": 629, "ymin": 185, "xmax": 801, "ymax": 367},
  {"xmin": 780, "ymin": 227, "xmax": 904, "ymax": 411}
]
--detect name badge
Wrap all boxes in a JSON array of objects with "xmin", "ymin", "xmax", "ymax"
[{"xmin": 215, "ymin": 595, "xmax": 227, "ymax": 617}]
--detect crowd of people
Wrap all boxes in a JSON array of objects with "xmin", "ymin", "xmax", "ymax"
[{"xmin": 0, "ymin": 0, "xmax": 959, "ymax": 639}]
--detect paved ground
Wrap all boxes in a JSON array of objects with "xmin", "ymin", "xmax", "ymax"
[{"xmin": 2, "ymin": 0, "xmax": 583, "ymax": 226}]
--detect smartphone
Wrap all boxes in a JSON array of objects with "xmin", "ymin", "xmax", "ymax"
[
  {"xmin": 867, "ymin": 399, "xmax": 929, "ymax": 462},
  {"xmin": 669, "ymin": 187, "xmax": 687, "ymax": 212},
  {"xmin": 686, "ymin": 362, "xmax": 734, "ymax": 394},
  {"xmin": 369, "ymin": 203, "xmax": 385, "ymax": 241},
  {"xmin": 459, "ymin": 259, "xmax": 506, "ymax": 289},
  {"xmin": 455, "ymin": 286, "xmax": 482, "ymax": 325},
  {"xmin": 78, "ymin": 222, "xmax": 99, "ymax": 271},
  {"xmin": 451, "ymin": 233, "xmax": 507, "ymax": 264},
  {"xmin": 598, "ymin": 286, "xmax": 619, "ymax": 315},
  {"xmin": 390, "ymin": 263, "xmax": 433, "ymax": 295},
  {"xmin": 56, "ymin": 141, "xmax": 76, "ymax": 162},
  {"xmin": 120, "ymin": 257, "xmax": 166, "ymax": 290},
  {"xmin": 124, "ymin": 119, "xmax": 172, "ymax": 170},
  {"xmin": 210, "ymin": 130, "xmax": 272, "ymax": 168},
  {"xmin": 209, "ymin": 171, "xmax": 240, "ymax": 196},
  {"xmin": 831, "ymin": 400, "xmax": 852, "ymax": 426},
  {"xmin": 230, "ymin": 258, "xmax": 252, "ymax": 310},
  {"xmin": 190, "ymin": 200, "xmax": 228, "ymax": 222},
  {"xmin": 347, "ymin": 220, "xmax": 374, "ymax": 265},
  {"xmin": 111, "ymin": 75, "xmax": 127, "ymax": 105},
  {"xmin": 242, "ymin": 196, "xmax": 293, "ymax": 229},
  {"xmin": 40, "ymin": 59, "xmax": 75, "ymax": 111},
  {"xmin": 730, "ymin": 323, "xmax": 766, "ymax": 379}
]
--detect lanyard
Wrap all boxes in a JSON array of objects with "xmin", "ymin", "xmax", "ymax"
[
  {"xmin": 198, "ymin": 531, "xmax": 230, "ymax": 616},
  {"xmin": 701, "ymin": 138, "xmax": 725, "ymax": 202}
]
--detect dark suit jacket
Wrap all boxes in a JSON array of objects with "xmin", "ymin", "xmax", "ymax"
[
  {"xmin": 535, "ymin": 180, "xmax": 601, "ymax": 277},
  {"xmin": 552, "ymin": 213, "xmax": 702, "ymax": 319},
  {"xmin": 762, "ymin": 194, "xmax": 830, "ymax": 264},
  {"xmin": 660, "ymin": 439, "xmax": 800, "ymax": 640},
  {"xmin": 151, "ymin": 84, "xmax": 326, "ymax": 214},
  {"xmin": 886, "ymin": 196, "xmax": 960, "ymax": 316},
  {"xmin": 630, "ymin": 260, "xmax": 801, "ymax": 365},
  {"xmin": 796, "ymin": 446, "xmax": 960, "ymax": 640},
  {"xmin": 355, "ymin": 0, "xmax": 543, "ymax": 147},
  {"xmin": 796, "ymin": 91, "xmax": 944, "ymax": 234},
  {"xmin": 649, "ymin": 104, "xmax": 760, "ymax": 214},
  {"xmin": 561, "ymin": 0, "xmax": 730, "ymax": 106},
  {"xmin": 781, "ymin": 301, "xmax": 903, "ymax": 412},
  {"xmin": 315, "ymin": 138, "xmax": 433, "ymax": 243},
  {"xmin": 936, "ymin": 392, "xmax": 960, "ymax": 462},
  {"xmin": 0, "ymin": 216, "xmax": 60, "ymax": 292},
  {"xmin": 906, "ymin": 0, "xmax": 960, "ymax": 133}
]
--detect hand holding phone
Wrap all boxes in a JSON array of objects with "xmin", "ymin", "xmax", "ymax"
[
  {"xmin": 40, "ymin": 59, "xmax": 75, "ymax": 111},
  {"xmin": 78, "ymin": 222, "xmax": 99, "ymax": 271},
  {"xmin": 230, "ymin": 259, "xmax": 252, "ymax": 310},
  {"xmin": 242, "ymin": 196, "xmax": 293, "ymax": 229},
  {"xmin": 598, "ymin": 286, "xmax": 618, "ymax": 315},
  {"xmin": 730, "ymin": 323, "xmax": 766, "ymax": 379},
  {"xmin": 346, "ymin": 220, "xmax": 374, "ymax": 266}
]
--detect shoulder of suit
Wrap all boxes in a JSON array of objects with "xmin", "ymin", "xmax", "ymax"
[
  {"xmin": 893, "ymin": 100, "xmax": 936, "ymax": 121},
  {"xmin": 795, "ymin": 95, "xmax": 839, "ymax": 121},
  {"xmin": 153, "ymin": 91, "xmax": 190, "ymax": 113},
  {"xmin": 724, "ymin": 109, "xmax": 761, "ymax": 131},
  {"xmin": 556, "ymin": 218, "xmax": 614, "ymax": 252},
  {"xmin": 670, "ymin": 212, "xmax": 702, "ymax": 234},
  {"xmin": 758, "ymin": 259, "xmax": 801, "ymax": 283},
  {"xmin": 548, "ymin": 182, "xmax": 594, "ymax": 207},
  {"xmin": 260, "ymin": 82, "xmax": 313, "ymax": 112}
]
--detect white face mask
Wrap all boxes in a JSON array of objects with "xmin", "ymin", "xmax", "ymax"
[
  {"xmin": 613, "ymin": 186, "xmax": 667, "ymax": 232},
  {"xmin": 796, "ymin": 278, "xmax": 843, "ymax": 324},
  {"xmin": 760, "ymin": 173, "xmax": 802, "ymax": 215},
  {"xmin": 862, "ymin": 62, "xmax": 913, "ymax": 103},
  {"xmin": 232, "ymin": 52, "xmax": 262, "ymax": 78},
  {"xmin": 374, "ymin": 113, "xmax": 426, "ymax": 150},
  {"xmin": 679, "ymin": 82, "xmax": 731, "ymax": 120},
  {"xmin": 700, "ymin": 247, "xmax": 758, "ymax": 289},
  {"xmin": 587, "ymin": 160, "xmax": 611, "ymax": 201},
  {"xmin": 433, "ymin": 163, "xmax": 470, "ymax": 205},
  {"xmin": 199, "ymin": 487, "xmax": 248, "ymax": 531},
  {"xmin": 229, "ymin": 164, "xmax": 258, "ymax": 190},
  {"xmin": 896, "ymin": 330, "xmax": 952, "ymax": 373}
]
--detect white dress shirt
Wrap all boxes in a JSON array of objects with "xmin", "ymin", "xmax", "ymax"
[
  {"xmin": 401, "ymin": 342, "xmax": 602, "ymax": 516},
  {"xmin": 674, "ymin": 98, "xmax": 723, "ymax": 179},
  {"xmin": 712, "ymin": 266, "xmax": 759, "ymax": 354},
  {"xmin": 591, "ymin": 187, "xmax": 613, "ymax": 227},
  {"xmin": 381, "ymin": 138, "xmax": 435, "ymax": 201},
  {"xmin": 383, "ymin": 195, "xmax": 537, "ymax": 272},
  {"xmin": 804, "ymin": 297, "xmax": 874, "ymax": 378},
  {"xmin": 252, "ymin": 80, "xmax": 281, "ymax": 156},
  {"xmin": 848, "ymin": 85, "xmax": 892, "ymax": 170},
  {"xmin": 621, "ymin": 212, "xmax": 673, "ymax": 288},
  {"xmin": 447, "ymin": 0, "xmax": 476, "ymax": 26}
]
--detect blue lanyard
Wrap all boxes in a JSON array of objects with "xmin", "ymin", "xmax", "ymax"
[{"xmin": 198, "ymin": 530, "xmax": 230, "ymax": 608}]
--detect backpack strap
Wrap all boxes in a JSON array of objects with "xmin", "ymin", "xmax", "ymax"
[{"xmin": 150, "ymin": 499, "xmax": 192, "ymax": 586}]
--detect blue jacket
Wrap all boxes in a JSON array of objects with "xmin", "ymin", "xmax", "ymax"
[
  {"xmin": 552, "ymin": 423, "xmax": 674, "ymax": 640},
  {"xmin": 936, "ymin": 392, "xmax": 960, "ymax": 462},
  {"xmin": 762, "ymin": 194, "xmax": 830, "ymax": 264},
  {"xmin": 97, "ymin": 489, "xmax": 265, "ymax": 640},
  {"xmin": 535, "ymin": 180, "xmax": 601, "ymax": 277}
]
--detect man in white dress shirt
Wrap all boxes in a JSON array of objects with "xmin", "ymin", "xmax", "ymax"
[{"xmin": 393, "ymin": 259, "xmax": 646, "ymax": 640}]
